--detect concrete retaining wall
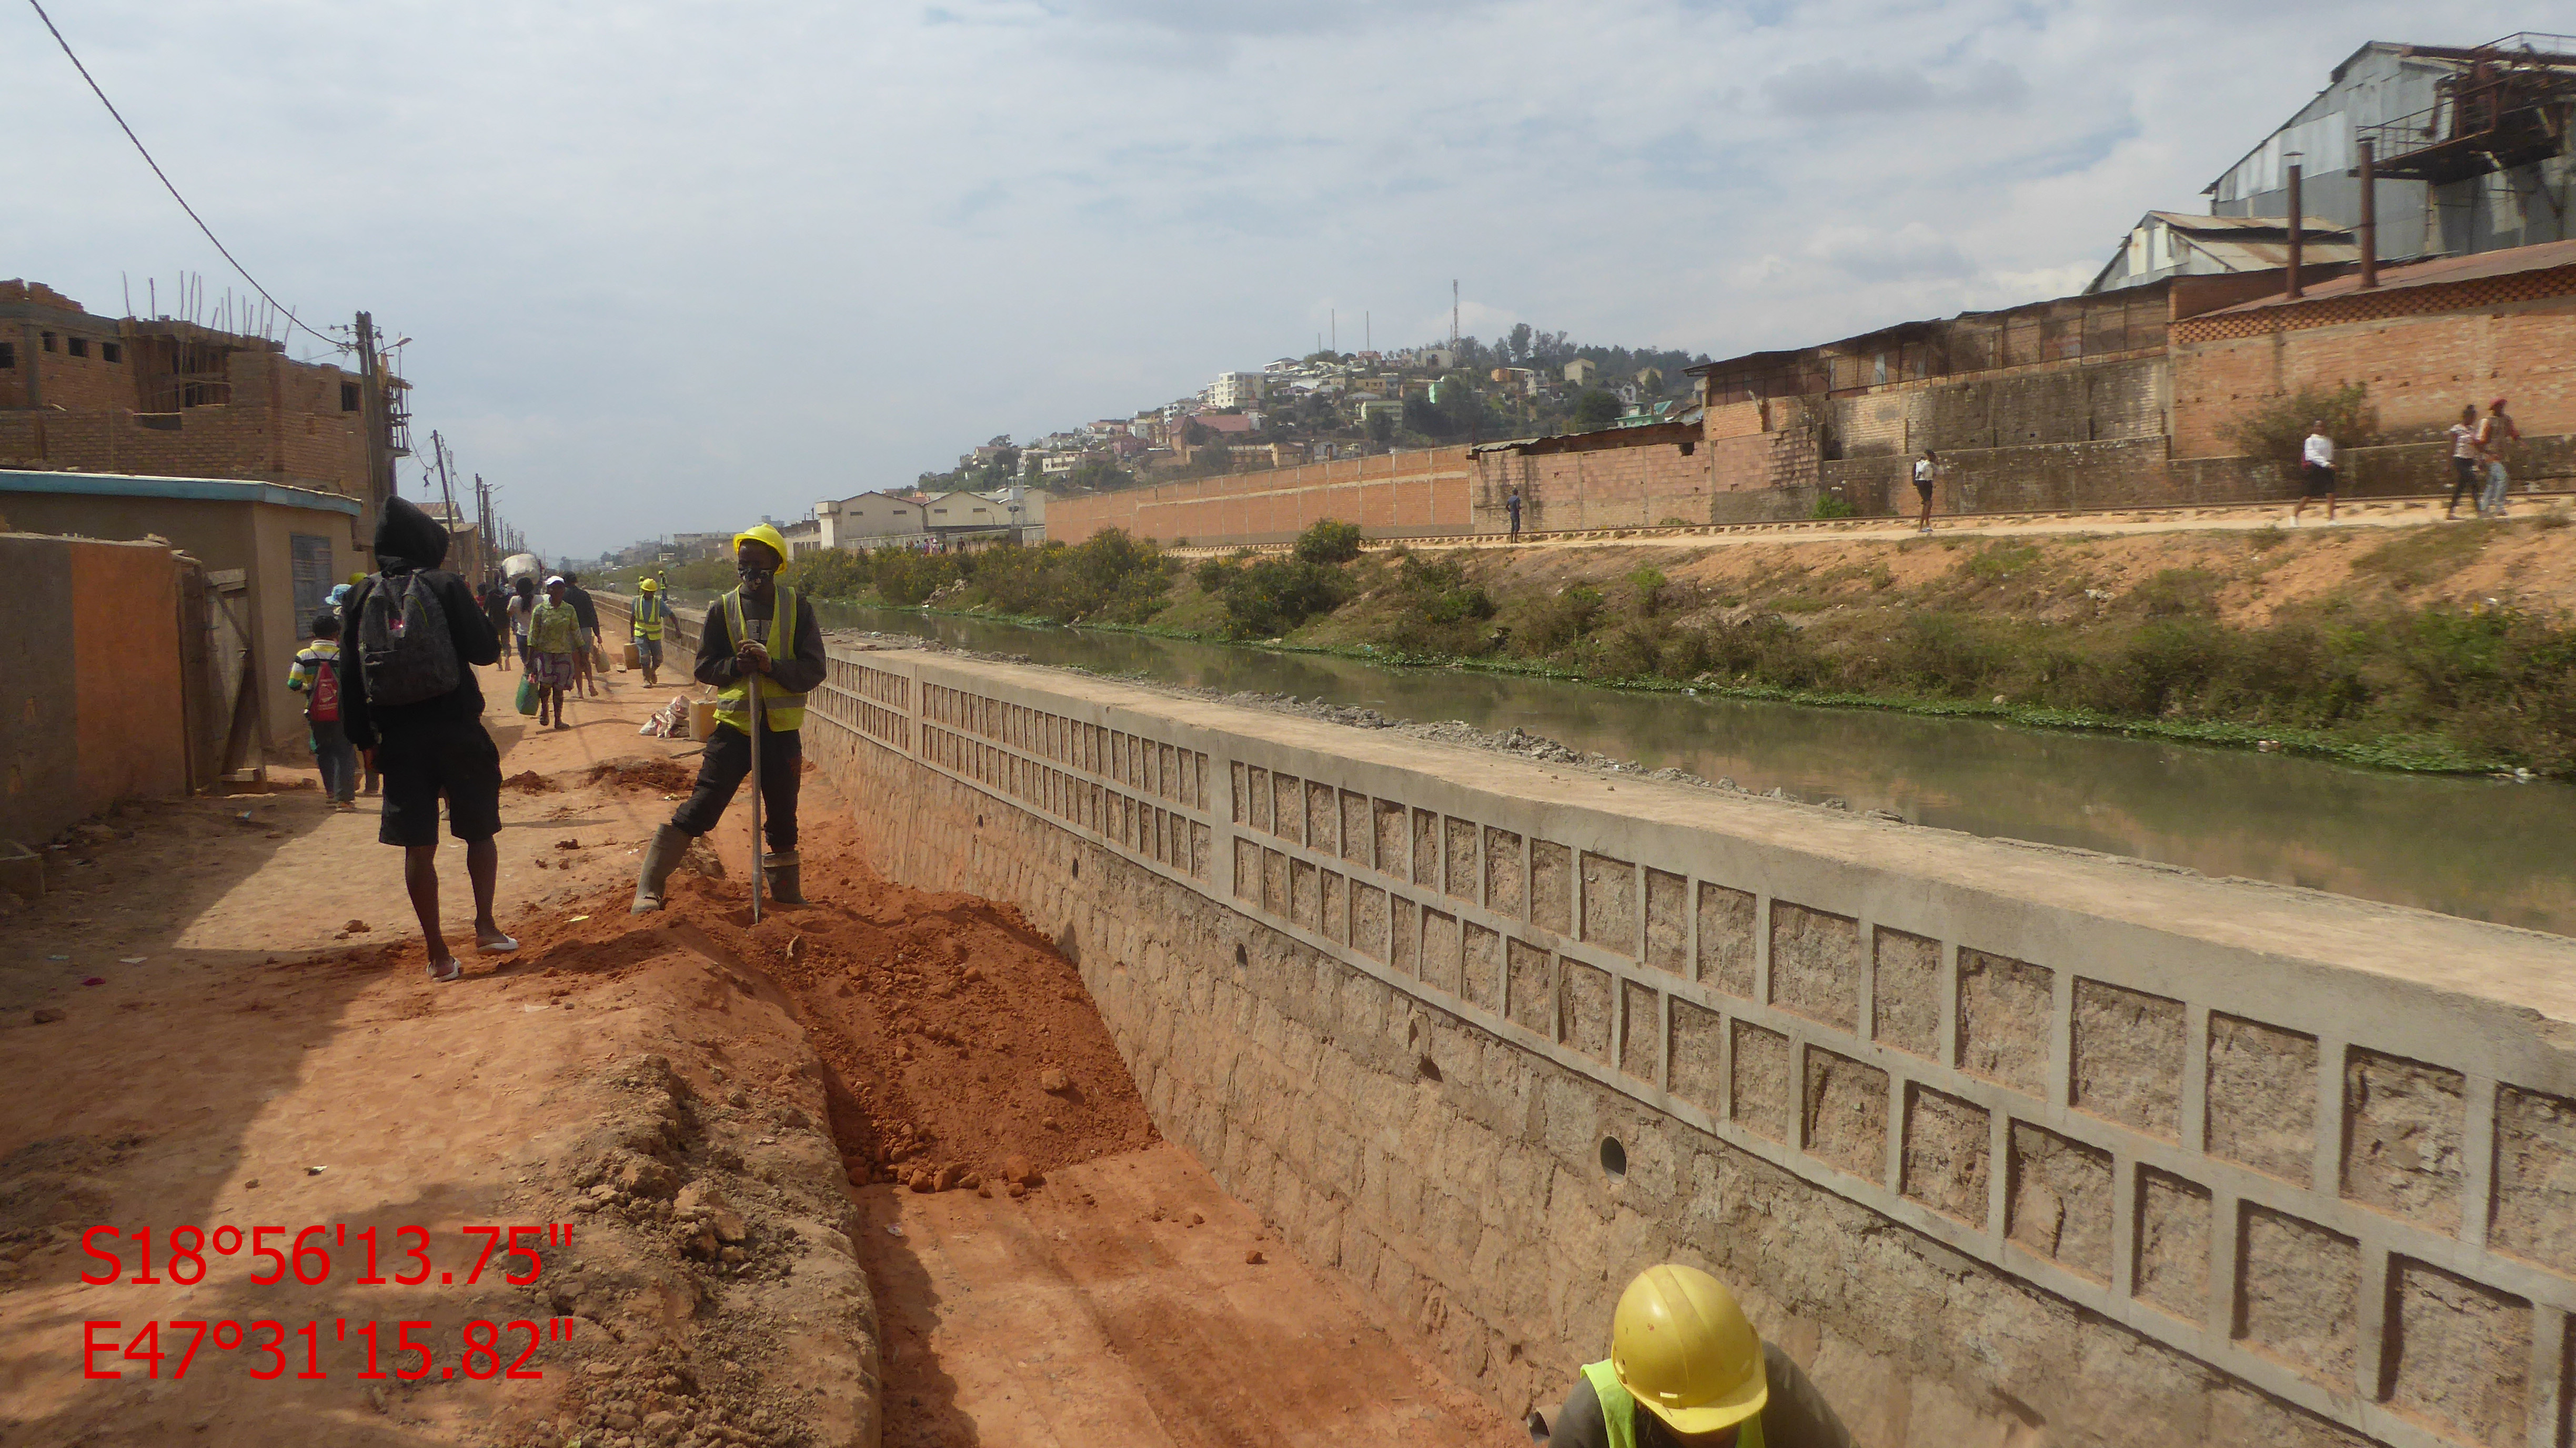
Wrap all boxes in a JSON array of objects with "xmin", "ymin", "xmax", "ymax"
[{"xmin": 783, "ymin": 641, "xmax": 2576, "ymax": 1448}]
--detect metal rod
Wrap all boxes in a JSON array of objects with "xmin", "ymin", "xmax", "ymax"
[
  {"xmin": 2357, "ymin": 140, "xmax": 2379, "ymax": 289},
  {"xmin": 747, "ymin": 643, "xmax": 764, "ymax": 926}
]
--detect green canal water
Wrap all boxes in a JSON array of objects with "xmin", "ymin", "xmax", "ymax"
[{"xmin": 779, "ymin": 601, "xmax": 2575, "ymax": 939}]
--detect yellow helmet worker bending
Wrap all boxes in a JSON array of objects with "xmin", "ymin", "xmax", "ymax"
[{"xmin": 1539, "ymin": 1265, "xmax": 1852, "ymax": 1448}]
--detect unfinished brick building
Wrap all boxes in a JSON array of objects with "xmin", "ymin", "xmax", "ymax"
[{"xmin": 0, "ymin": 280, "xmax": 396, "ymax": 547}]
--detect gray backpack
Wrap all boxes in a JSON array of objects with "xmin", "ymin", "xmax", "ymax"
[{"xmin": 356, "ymin": 572, "xmax": 461, "ymax": 706}]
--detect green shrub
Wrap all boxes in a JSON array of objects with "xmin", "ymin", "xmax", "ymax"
[
  {"xmin": 948, "ymin": 529, "xmax": 1172, "ymax": 623},
  {"xmin": 1219, "ymin": 557, "xmax": 1349, "ymax": 639},
  {"xmin": 865, "ymin": 547, "xmax": 962, "ymax": 605},
  {"xmin": 1294, "ymin": 518, "xmax": 1364, "ymax": 566},
  {"xmin": 1809, "ymin": 493, "xmax": 1857, "ymax": 520},
  {"xmin": 2219, "ymin": 381, "xmax": 2374, "ymax": 469},
  {"xmin": 1628, "ymin": 567, "xmax": 1669, "ymax": 616},
  {"xmin": 1521, "ymin": 585, "xmax": 1606, "ymax": 654},
  {"xmin": 780, "ymin": 548, "xmax": 873, "ymax": 600}
]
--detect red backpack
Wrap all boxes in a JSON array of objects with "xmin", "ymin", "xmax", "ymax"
[{"xmin": 308, "ymin": 653, "xmax": 343, "ymax": 723}]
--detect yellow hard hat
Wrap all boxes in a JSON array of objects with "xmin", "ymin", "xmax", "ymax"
[
  {"xmin": 639, "ymin": 577, "xmax": 660, "ymax": 591},
  {"xmin": 733, "ymin": 524, "xmax": 790, "ymax": 563},
  {"xmin": 1610, "ymin": 1264, "xmax": 1767, "ymax": 1436}
]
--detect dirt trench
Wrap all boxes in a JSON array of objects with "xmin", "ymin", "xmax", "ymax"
[
  {"xmin": 569, "ymin": 782, "xmax": 1521, "ymax": 1447},
  {"xmin": 0, "ymin": 662, "xmax": 1515, "ymax": 1448}
]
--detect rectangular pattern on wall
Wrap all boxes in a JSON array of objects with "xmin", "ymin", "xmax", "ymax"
[{"xmin": 743, "ymin": 622, "xmax": 2576, "ymax": 1448}]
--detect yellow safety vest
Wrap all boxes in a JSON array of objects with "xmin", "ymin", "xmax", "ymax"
[
  {"xmin": 633, "ymin": 593, "xmax": 666, "ymax": 640},
  {"xmin": 1581, "ymin": 1361, "xmax": 1764, "ymax": 1448},
  {"xmin": 713, "ymin": 585, "xmax": 806, "ymax": 732}
]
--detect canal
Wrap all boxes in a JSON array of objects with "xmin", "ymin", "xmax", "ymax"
[{"xmin": 763, "ymin": 600, "xmax": 2574, "ymax": 938}]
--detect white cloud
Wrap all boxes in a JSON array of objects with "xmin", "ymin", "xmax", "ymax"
[{"xmin": 0, "ymin": 1, "xmax": 2527, "ymax": 551}]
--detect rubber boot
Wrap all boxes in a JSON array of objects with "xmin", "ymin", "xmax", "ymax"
[
  {"xmin": 762, "ymin": 850, "xmax": 807, "ymax": 906},
  {"xmin": 632, "ymin": 824, "xmax": 691, "ymax": 914}
]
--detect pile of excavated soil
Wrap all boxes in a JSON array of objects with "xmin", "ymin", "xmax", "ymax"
[
  {"xmin": 587, "ymin": 756, "xmax": 702, "ymax": 794},
  {"xmin": 500, "ymin": 838, "xmax": 1156, "ymax": 1199},
  {"xmin": 502, "ymin": 769, "xmax": 562, "ymax": 792}
]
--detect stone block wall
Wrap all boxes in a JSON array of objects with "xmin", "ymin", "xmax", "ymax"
[
  {"xmin": 793, "ymin": 647, "xmax": 2576, "ymax": 1448},
  {"xmin": 1044, "ymin": 448, "xmax": 1473, "ymax": 546}
]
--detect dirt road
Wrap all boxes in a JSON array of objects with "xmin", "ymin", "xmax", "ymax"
[{"xmin": 1, "ymin": 659, "xmax": 1517, "ymax": 1446}]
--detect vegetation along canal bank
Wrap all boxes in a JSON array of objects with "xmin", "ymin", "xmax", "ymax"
[{"xmin": 625, "ymin": 507, "xmax": 2576, "ymax": 780}]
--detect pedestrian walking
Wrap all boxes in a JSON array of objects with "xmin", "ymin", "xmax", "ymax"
[
  {"xmin": 2477, "ymin": 398, "xmax": 2521, "ymax": 517},
  {"xmin": 506, "ymin": 577, "xmax": 537, "ymax": 672},
  {"xmin": 527, "ymin": 576, "xmax": 582, "ymax": 730},
  {"xmin": 480, "ymin": 581, "xmax": 515, "ymax": 665},
  {"xmin": 563, "ymin": 572, "xmax": 605, "ymax": 698},
  {"xmin": 1913, "ymin": 450, "xmax": 1941, "ymax": 533},
  {"xmin": 2292, "ymin": 420, "xmax": 2337, "ymax": 524},
  {"xmin": 632, "ymin": 577, "xmax": 670, "ymax": 688},
  {"xmin": 631, "ymin": 525, "xmax": 824, "ymax": 914},
  {"xmin": 2446, "ymin": 404, "xmax": 2482, "ymax": 519},
  {"xmin": 1507, "ymin": 489, "xmax": 1524, "ymax": 542},
  {"xmin": 288, "ymin": 612, "xmax": 359, "ymax": 809},
  {"xmin": 337, "ymin": 496, "xmax": 514, "ymax": 984}
]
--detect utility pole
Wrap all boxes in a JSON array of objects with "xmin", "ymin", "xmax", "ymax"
[
  {"xmin": 2284, "ymin": 156, "xmax": 2305, "ymax": 300},
  {"xmin": 429, "ymin": 430, "xmax": 464, "ymax": 572},
  {"xmin": 1451, "ymin": 281, "xmax": 1460, "ymax": 348},
  {"xmin": 353, "ymin": 311, "xmax": 396, "ymax": 561},
  {"xmin": 2356, "ymin": 139, "xmax": 2379, "ymax": 289}
]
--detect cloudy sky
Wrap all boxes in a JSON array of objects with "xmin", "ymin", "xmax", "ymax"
[{"xmin": 1, "ymin": 1, "xmax": 2524, "ymax": 554}]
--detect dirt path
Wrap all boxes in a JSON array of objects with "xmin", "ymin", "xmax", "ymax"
[{"xmin": 1, "ymin": 658, "xmax": 1517, "ymax": 1447}]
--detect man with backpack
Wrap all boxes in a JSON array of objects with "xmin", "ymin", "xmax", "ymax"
[
  {"xmin": 288, "ymin": 611, "xmax": 359, "ymax": 809},
  {"xmin": 339, "ymin": 496, "xmax": 516, "ymax": 983}
]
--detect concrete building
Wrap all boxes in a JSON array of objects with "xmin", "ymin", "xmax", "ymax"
[
  {"xmin": 2207, "ymin": 36, "xmax": 2576, "ymax": 263},
  {"xmin": 0, "ymin": 280, "xmax": 397, "ymax": 555},
  {"xmin": 1208, "ymin": 372, "xmax": 1264, "ymax": 408},
  {"xmin": 920, "ymin": 490, "xmax": 1014, "ymax": 538},
  {"xmin": 816, "ymin": 490, "xmax": 929, "ymax": 550},
  {"xmin": 2087, "ymin": 213, "xmax": 2361, "ymax": 293},
  {"xmin": 1563, "ymin": 358, "xmax": 1597, "ymax": 385},
  {"xmin": 777, "ymin": 517, "xmax": 824, "ymax": 557},
  {"xmin": 0, "ymin": 468, "xmax": 363, "ymax": 755}
]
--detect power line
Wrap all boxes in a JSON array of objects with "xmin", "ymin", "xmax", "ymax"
[{"xmin": 25, "ymin": 0, "xmax": 346, "ymax": 351}]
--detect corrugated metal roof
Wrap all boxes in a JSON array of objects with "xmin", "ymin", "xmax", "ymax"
[
  {"xmin": 2148, "ymin": 211, "xmax": 2352, "ymax": 236},
  {"xmin": 2198, "ymin": 236, "xmax": 2576, "ymax": 315},
  {"xmin": 0, "ymin": 468, "xmax": 362, "ymax": 515}
]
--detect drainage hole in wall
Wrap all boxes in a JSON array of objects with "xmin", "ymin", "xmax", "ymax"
[
  {"xmin": 1072, "ymin": 857, "xmax": 1080, "ymax": 879},
  {"xmin": 1418, "ymin": 1055, "xmax": 1443, "ymax": 1083},
  {"xmin": 976, "ymin": 815, "xmax": 985, "ymax": 828},
  {"xmin": 1598, "ymin": 1136, "xmax": 1627, "ymax": 1179},
  {"xmin": 1234, "ymin": 943, "xmax": 1248, "ymax": 969}
]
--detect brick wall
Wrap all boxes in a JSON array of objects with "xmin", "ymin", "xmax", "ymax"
[
  {"xmin": 1471, "ymin": 426, "xmax": 1710, "ymax": 531},
  {"xmin": 1048, "ymin": 448, "xmax": 1473, "ymax": 546},
  {"xmin": 0, "ymin": 404, "xmax": 366, "ymax": 494},
  {"xmin": 2172, "ymin": 295, "xmax": 2576, "ymax": 458}
]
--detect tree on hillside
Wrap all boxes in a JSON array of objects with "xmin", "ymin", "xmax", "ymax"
[{"xmin": 1572, "ymin": 389, "xmax": 1625, "ymax": 431}]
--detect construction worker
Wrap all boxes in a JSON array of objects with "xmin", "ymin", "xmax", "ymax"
[
  {"xmin": 1539, "ymin": 1264, "xmax": 1852, "ymax": 1448},
  {"xmin": 631, "ymin": 525, "xmax": 822, "ymax": 913},
  {"xmin": 633, "ymin": 576, "xmax": 669, "ymax": 687}
]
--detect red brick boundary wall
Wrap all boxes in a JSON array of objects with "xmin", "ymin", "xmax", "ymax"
[{"xmin": 1048, "ymin": 448, "xmax": 1472, "ymax": 546}]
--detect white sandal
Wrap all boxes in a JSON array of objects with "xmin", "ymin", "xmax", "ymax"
[{"xmin": 427, "ymin": 958, "xmax": 463, "ymax": 983}]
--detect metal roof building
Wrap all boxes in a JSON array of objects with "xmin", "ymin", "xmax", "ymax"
[{"xmin": 2087, "ymin": 213, "xmax": 2360, "ymax": 293}]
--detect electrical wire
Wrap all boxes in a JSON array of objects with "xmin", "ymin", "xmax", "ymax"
[{"xmin": 25, "ymin": 0, "xmax": 348, "ymax": 351}]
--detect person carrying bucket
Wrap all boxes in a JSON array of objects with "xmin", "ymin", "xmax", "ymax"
[
  {"xmin": 633, "ymin": 576, "xmax": 670, "ymax": 687},
  {"xmin": 631, "ymin": 525, "xmax": 823, "ymax": 912}
]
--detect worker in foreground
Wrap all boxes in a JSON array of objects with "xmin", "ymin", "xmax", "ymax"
[
  {"xmin": 632, "ymin": 575, "xmax": 669, "ymax": 687},
  {"xmin": 1541, "ymin": 1264, "xmax": 1852, "ymax": 1448},
  {"xmin": 631, "ymin": 525, "xmax": 823, "ymax": 912}
]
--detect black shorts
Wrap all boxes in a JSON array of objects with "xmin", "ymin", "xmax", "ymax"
[
  {"xmin": 1914, "ymin": 479, "xmax": 1935, "ymax": 499},
  {"xmin": 375, "ymin": 718, "xmax": 504, "ymax": 847},
  {"xmin": 2301, "ymin": 462, "xmax": 2337, "ymax": 497}
]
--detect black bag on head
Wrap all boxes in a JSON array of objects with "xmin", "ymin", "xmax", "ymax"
[{"xmin": 356, "ymin": 572, "xmax": 461, "ymax": 707}]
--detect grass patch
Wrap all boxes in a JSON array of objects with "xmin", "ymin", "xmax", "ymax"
[{"xmin": 2353, "ymin": 525, "xmax": 2490, "ymax": 590}]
